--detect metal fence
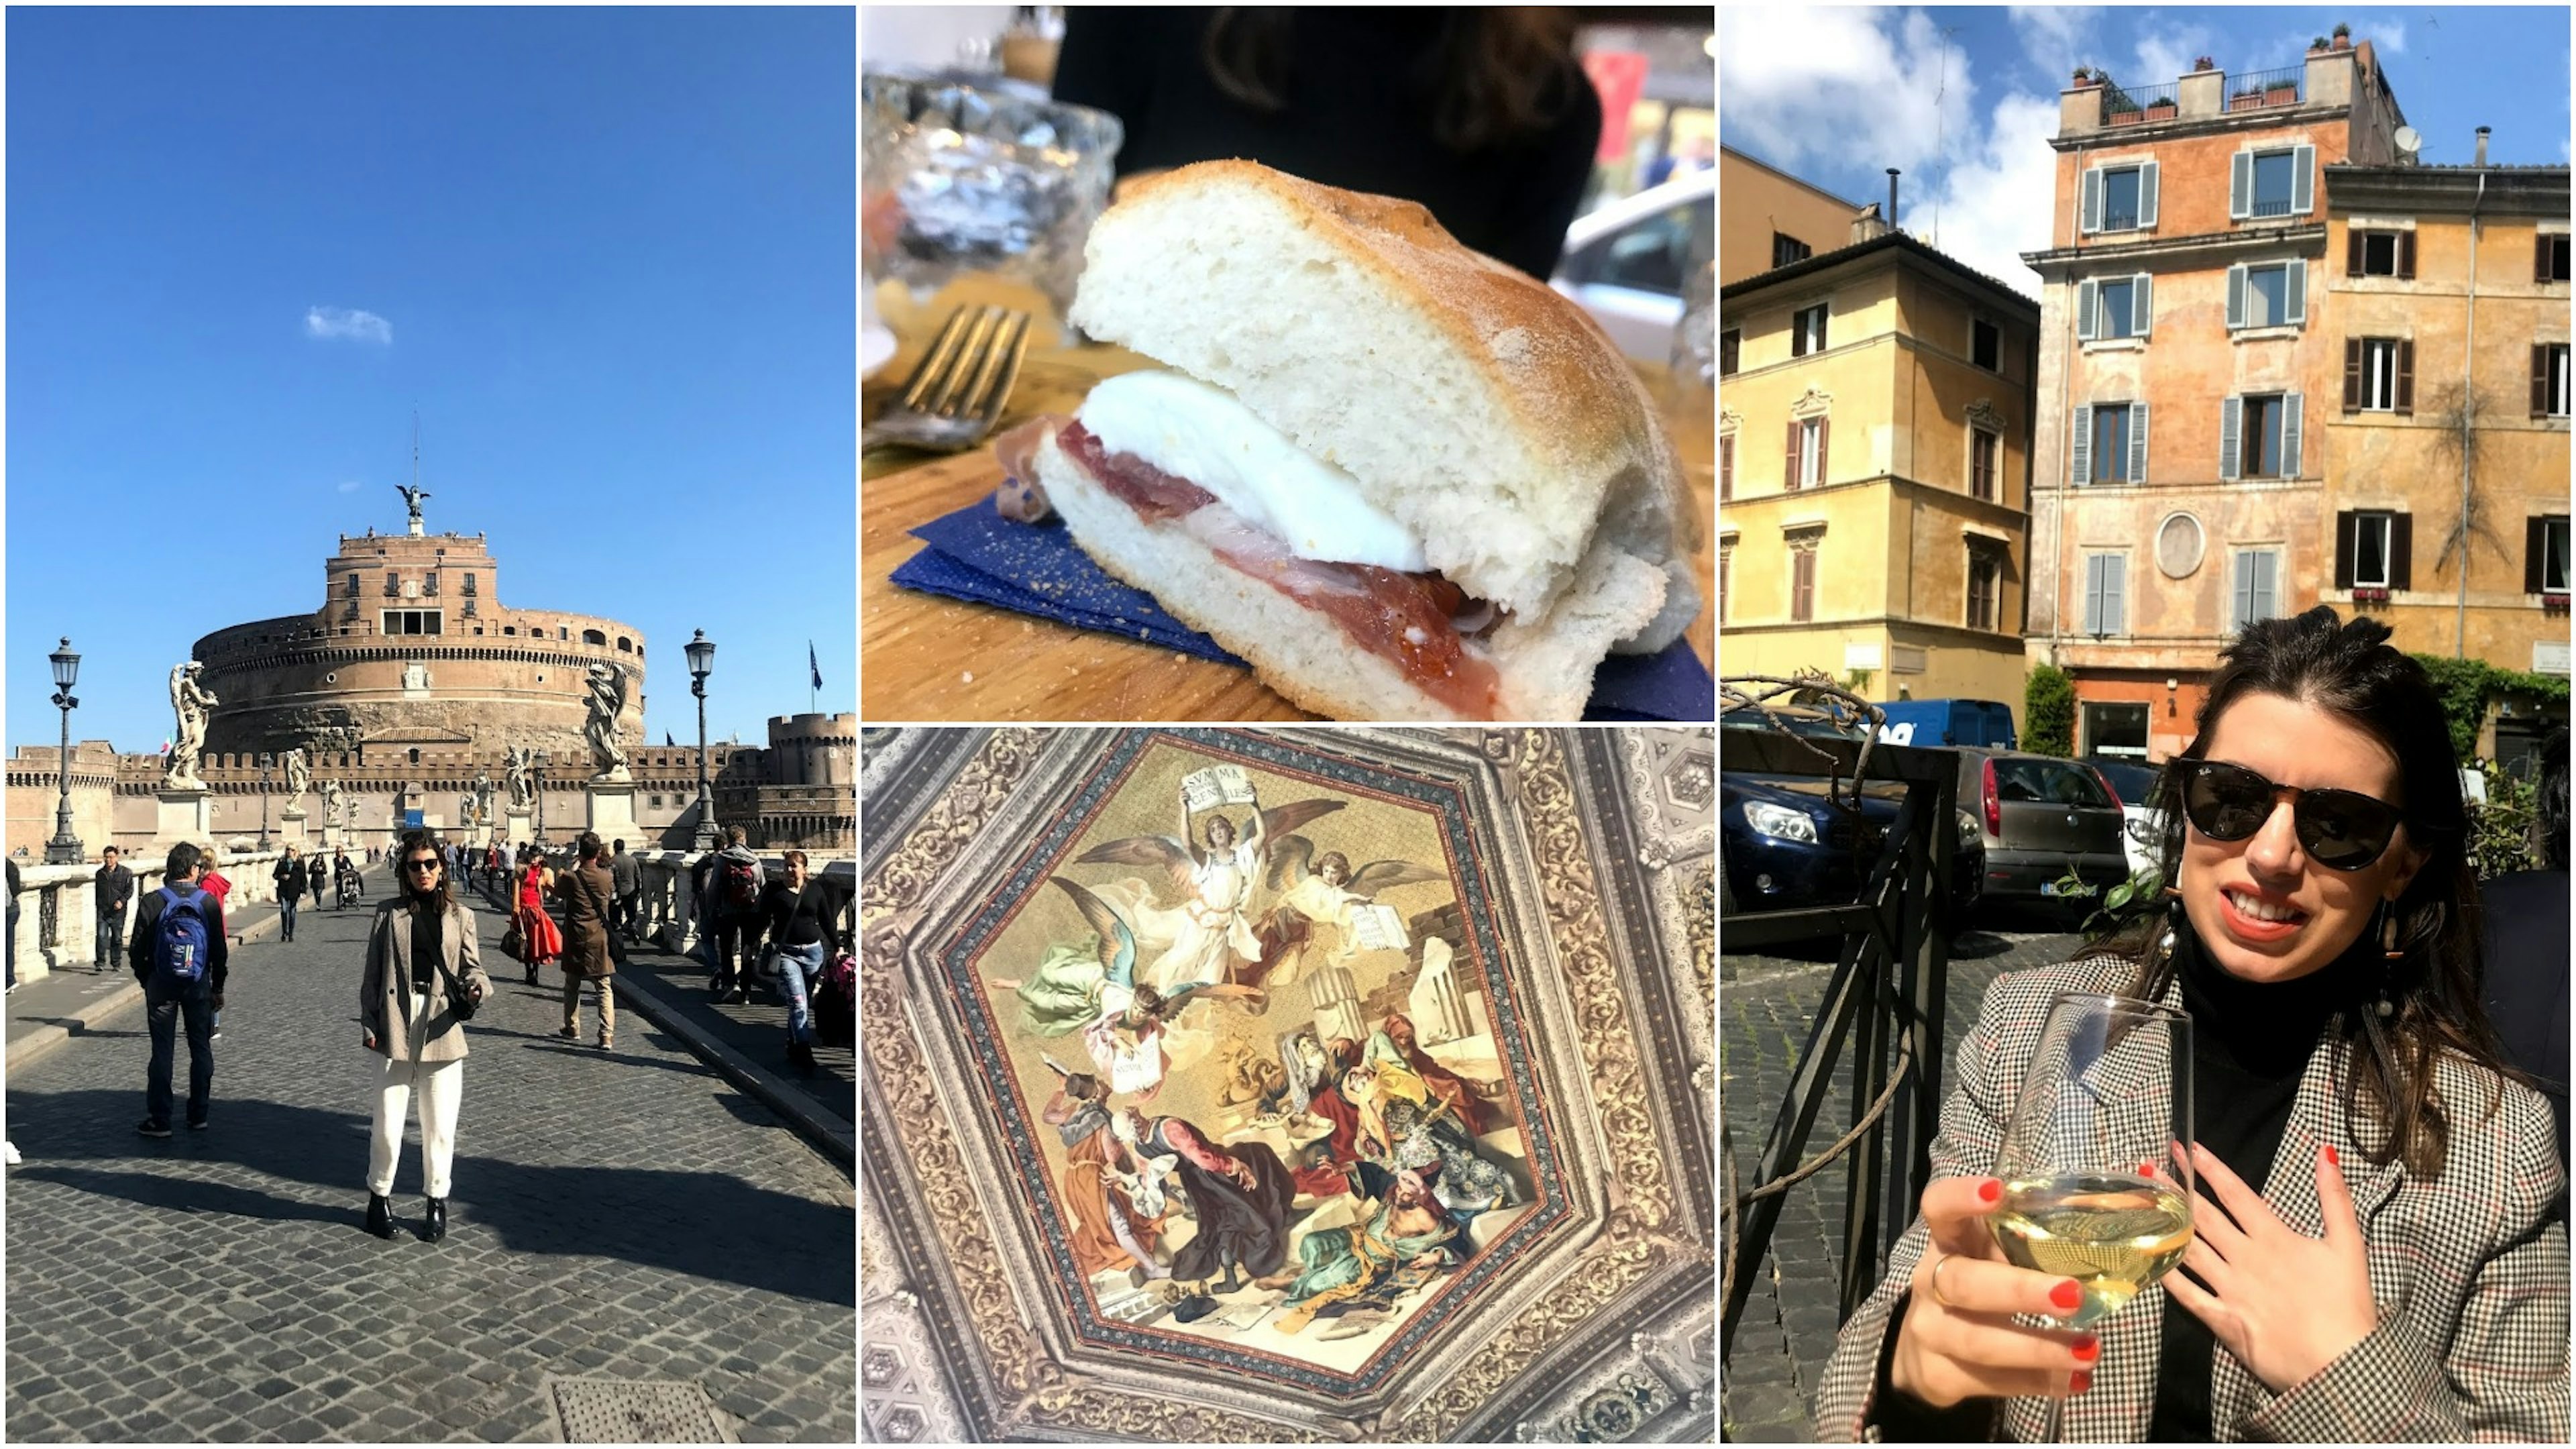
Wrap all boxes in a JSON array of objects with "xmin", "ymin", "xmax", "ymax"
[
  {"xmin": 2228, "ymin": 63, "xmax": 2305, "ymax": 111},
  {"xmin": 2101, "ymin": 77, "xmax": 2178, "ymax": 120},
  {"xmin": 1717, "ymin": 678, "xmax": 1965, "ymax": 1362}
]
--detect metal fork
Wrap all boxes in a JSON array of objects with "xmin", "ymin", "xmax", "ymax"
[{"xmin": 862, "ymin": 303, "xmax": 1033, "ymax": 453}]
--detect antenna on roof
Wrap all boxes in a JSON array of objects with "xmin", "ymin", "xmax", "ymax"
[{"xmin": 412, "ymin": 409, "xmax": 421, "ymax": 491}]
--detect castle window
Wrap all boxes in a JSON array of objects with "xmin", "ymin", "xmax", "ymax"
[
  {"xmin": 385, "ymin": 572, "xmax": 400, "ymax": 596},
  {"xmin": 381, "ymin": 610, "xmax": 443, "ymax": 636},
  {"xmin": 617, "ymin": 636, "xmax": 633, "ymax": 652},
  {"xmin": 582, "ymin": 629, "xmax": 606, "ymax": 647},
  {"xmin": 345, "ymin": 574, "xmax": 360, "ymax": 598},
  {"xmin": 502, "ymin": 626, "xmax": 517, "ymax": 637},
  {"xmin": 462, "ymin": 574, "xmax": 478, "ymax": 595},
  {"xmin": 409, "ymin": 749, "xmax": 421, "ymax": 765}
]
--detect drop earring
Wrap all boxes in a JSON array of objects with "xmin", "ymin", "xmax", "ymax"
[{"xmin": 2375, "ymin": 898, "xmax": 2402, "ymax": 1018}]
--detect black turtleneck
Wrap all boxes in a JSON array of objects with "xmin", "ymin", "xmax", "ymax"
[{"xmin": 2150, "ymin": 917, "xmax": 2371, "ymax": 1442}]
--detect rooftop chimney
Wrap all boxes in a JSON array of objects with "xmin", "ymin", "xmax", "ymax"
[
  {"xmin": 2476, "ymin": 126, "xmax": 2491, "ymax": 166},
  {"xmin": 1886, "ymin": 168, "xmax": 1900, "ymax": 233}
]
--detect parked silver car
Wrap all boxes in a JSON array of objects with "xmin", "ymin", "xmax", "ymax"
[{"xmin": 1949, "ymin": 747, "xmax": 2132, "ymax": 914}]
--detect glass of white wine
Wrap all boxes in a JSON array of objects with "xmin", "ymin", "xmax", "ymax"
[{"xmin": 1988, "ymin": 992, "xmax": 2195, "ymax": 1330}]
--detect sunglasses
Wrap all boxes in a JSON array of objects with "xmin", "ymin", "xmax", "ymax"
[
  {"xmin": 2179, "ymin": 759, "xmax": 2405, "ymax": 871},
  {"xmin": 405, "ymin": 858, "xmax": 443, "ymax": 872}
]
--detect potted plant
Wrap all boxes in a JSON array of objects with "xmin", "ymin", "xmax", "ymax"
[
  {"xmin": 2072, "ymin": 66, "xmax": 2098, "ymax": 87},
  {"xmin": 2147, "ymin": 96, "xmax": 2178, "ymax": 120},
  {"xmin": 2267, "ymin": 75, "xmax": 2300, "ymax": 105},
  {"xmin": 2310, "ymin": 36, "xmax": 2330, "ymax": 54},
  {"xmin": 2193, "ymin": 56, "xmax": 2216, "ymax": 72},
  {"xmin": 2333, "ymin": 23, "xmax": 2353, "ymax": 50},
  {"xmin": 2231, "ymin": 85, "xmax": 2265, "ymax": 112}
]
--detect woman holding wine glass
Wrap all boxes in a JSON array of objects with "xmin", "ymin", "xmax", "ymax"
[{"xmin": 1816, "ymin": 608, "xmax": 2567, "ymax": 1441}]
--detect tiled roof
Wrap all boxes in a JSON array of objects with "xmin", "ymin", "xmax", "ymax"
[{"xmin": 1720, "ymin": 229, "xmax": 2041, "ymax": 313}]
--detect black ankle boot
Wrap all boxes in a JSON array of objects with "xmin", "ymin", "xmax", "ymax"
[
  {"xmin": 423, "ymin": 1197, "xmax": 447, "ymax": 1243},
  {"xmin": 366, "ymin": 1193, "xmax": 394, "ymax": 1240}
]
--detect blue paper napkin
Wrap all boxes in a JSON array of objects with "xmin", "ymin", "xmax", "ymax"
[{"xmin": 890, "ymin": 496, "xmax": 1713, "ymax": 721}]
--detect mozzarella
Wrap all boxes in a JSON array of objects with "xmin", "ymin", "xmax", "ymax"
[{"xmin": 1074, "ymin": 370, "xmax": 1428, "ymax": 573}]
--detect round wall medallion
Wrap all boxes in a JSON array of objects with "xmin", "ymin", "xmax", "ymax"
[{"xmin": 2156, "ymin": 513, "xmax": 2206, "ymax": 579}]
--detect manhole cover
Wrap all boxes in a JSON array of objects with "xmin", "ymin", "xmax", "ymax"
[{"xmin": 547, "ymin": 1377, "xmax": 734, "ymax": 1444}]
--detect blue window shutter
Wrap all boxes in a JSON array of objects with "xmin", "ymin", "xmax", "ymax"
[
  {"xmin": 2220, "ymin": 396, "xmax": 2243, "ymax": 480},
  {"xmin": 2231, "ymin": 152, "xmax": 2251, "ymax": 220},
  {"xmin": 2286, "ymin": 259, "xmax": 2308, "ymax": 325},
  {"xmin": 2130, "ymin": 402, "xmax": 2150, "ymax": 485},
  {"xmin": 2139, "ymin": 162, "xmax": 2159, "ymax": 229},
  {"xmin": 2226, "ymin": 265, "xmax": 2247, "ymax": 329},
  {"xmin": 2071, "ymin": 405, "xmax": 2093, "ymax": 486},
  {"xmin": 2076, "ymin": 278, "xmax": 2097, "ymax": 341},
  {"xmin": 2284, "ymin": 392, "xmax": 2304, "ymax": 477},
  {"xmin": 2134, "ymin": 274, "xmax": 2153, "ymax": 337},
  {"xmin": 2294, "ymin": 144, "xmax": 2316, "ymax": 214},
  {"xmin": 2082, "ymin": 167, "xmax": 2103, "ymax": 234}
]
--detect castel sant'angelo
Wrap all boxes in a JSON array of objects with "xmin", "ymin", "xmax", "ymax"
[{"xmin": 7, "ymin": 496, "xmax": 853, "ymax": 857}]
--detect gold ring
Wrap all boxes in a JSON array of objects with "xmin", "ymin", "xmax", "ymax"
[{"xmin": 1927, "ymin": 1250, "xmax": 1963, "ymax": 1309}]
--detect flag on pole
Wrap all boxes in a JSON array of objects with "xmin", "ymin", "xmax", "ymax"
[
  {"xmin": 665, "ymin": 732, "xmax": 675, "ymax": 747},
  {"xmin": 808, "ymin": 641, "xmax": 823, "ymax": 692}
]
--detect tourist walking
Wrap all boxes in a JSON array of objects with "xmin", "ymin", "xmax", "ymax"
[
  {"xmin": 609, "ymin": 839, "xmax": 642, "ymax": 940},
  {"xmin": 272, "ymin": 846, "xmax": 304, "ymax": 943},
  {"xmin": 129, "ymin": 842, "xmax": 225, "ymax": 1136},
  {"xmin": 358, "ymin": 830, "xmax": 489, "ymax": 1243},
  {"xmin": 94, "ymin": 846, "xmax": 135, "ymax": 974},
  {"xmin": 307, "ymin": 849, "xmax": 329, "ymax": 912},
  {"xmin": 706, "ymin": 826, "xmax": 767, "ymax": 1004},
  {"xmin": 760, "ymin": 850, "xmax": 849, "ymax": 1077},
  {"xmin": 5, "ymin": 857, "xmax": 20, "ymax": 995},
  {"xmin": 197, "ymin": 845, "xmax": 233, "ymax": 1040},
  {"xmin": 511, "ymin": 847, "xmax": 561, "ymax": 985},
  {"xmin": 553, "ymin": 833, "xmax": 618, "ymax": 1049}
]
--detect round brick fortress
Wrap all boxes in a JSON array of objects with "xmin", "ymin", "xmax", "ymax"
[{"xmin": 193, "ymin": 527, "xmax": 645, "ymax": 761}]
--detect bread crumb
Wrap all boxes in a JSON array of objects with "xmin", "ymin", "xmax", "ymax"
[
  {"xmin": 961, "ymin": 671, "xmax": 976, "ymax": 684},
  {"xmin": 1488, "ymin": 327, "xmax": 1532, "ymax": 364}
]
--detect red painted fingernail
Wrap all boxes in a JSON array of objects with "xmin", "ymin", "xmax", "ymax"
[
  {"xmin": 2051, "ymin": 1280, "xmax": 2082, "ymax": 1311},
  {"xmin": 2073, "ymin": 1336, "xmax": 2100, "ymax": 1364},
  {"xmin": 2138, "ymin": 1161, "xmax": 2157, "ymax": 1175},
  {"xmin": 2072, "ymin": 1370, "xmax": 2092, "ymax": 1395},
  {"xmin": 2324, "ymin": 1144, "xmax": 2339, "ymax": 1167},
  {"xmin": 1978, "ymin": 1179, "xmax": 2002, "ymax": 1203}
]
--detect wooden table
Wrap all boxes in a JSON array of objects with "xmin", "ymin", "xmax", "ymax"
[{"xmin": 863, "ymin": 282, "xmax": 1715, "ymax": 722}]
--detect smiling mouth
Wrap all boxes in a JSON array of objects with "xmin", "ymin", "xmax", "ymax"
[{"xmin": 2224, "ymin": 888, "xmax": 2310, "ymax": 926}]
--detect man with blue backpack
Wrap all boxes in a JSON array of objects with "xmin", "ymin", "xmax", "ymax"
[{"xmin": 127, "ymin": 841, "xmax": 227, "ymax": 1137}]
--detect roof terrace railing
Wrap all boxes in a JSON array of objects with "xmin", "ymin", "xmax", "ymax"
[
  {"xmin": 2102, "ymin": 78, "xmax": 2179, "ymax": 123},
  {"xmin": 2227, "ymin": 63, "xmax": 2306, "ymax": 112}
]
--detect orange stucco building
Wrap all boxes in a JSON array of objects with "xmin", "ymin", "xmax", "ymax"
[{"xmin": 2022, "ymin": 41, "xmax": 2416, "ymax": 761}]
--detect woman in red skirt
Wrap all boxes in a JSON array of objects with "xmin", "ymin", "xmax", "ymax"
[{"xmin": 513, "ymin": 849, "xmax": 563, "ymax": 985}]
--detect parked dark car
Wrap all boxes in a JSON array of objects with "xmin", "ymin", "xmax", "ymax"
[
  {"xmin": 1721, "ymin": 704, "xmax": 1983, "ymax": 927},
  {"xmin": 1950, "ymin": 747, "xmax": 2132, "ymax": 913}
]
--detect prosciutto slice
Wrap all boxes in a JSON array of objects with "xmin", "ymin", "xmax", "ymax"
[{"xmin": 1058, "ymin": 421, "xmax": 1503, "ymax": 717}]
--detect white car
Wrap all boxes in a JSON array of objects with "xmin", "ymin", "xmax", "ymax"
[
  {"xmin": 1551, "ymin": 168, "xmax": 1715, "ymax": 362},
  {"xmin": 2088, "ymin": 757, "xmax": 2167, "ymax": 879}
]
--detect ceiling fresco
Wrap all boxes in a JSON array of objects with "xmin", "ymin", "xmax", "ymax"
[{"xmin": 859, "ymin": 728, "xmax": 1715, "ymax": 1442}]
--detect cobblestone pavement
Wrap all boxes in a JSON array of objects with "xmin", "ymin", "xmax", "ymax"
[
  {"xmin": 4, "ymin": 868, "xmax": 857, "ymax": 1443},
  {"xmin": 1719, "ymin": 910, "xmax": 2085, "ymax": 1442}
]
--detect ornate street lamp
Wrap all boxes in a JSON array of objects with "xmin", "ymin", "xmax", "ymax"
[
  {"xmin": 257, "ymin": 753, "xmax": 274, "ymax": 850},
  {"xmin": 531, "ymin": 751, "xmax": 550, "ymax": 845},
  {"xmin": 686, "ymin": 629, "xmax": 718, "ymax": 851},
  {"xmin": 44, "ymin": 638, "xmax": 83, "ymax": 865}
]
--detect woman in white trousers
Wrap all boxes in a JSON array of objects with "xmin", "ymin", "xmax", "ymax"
[{"xmin": 358, "ymin": 829, "xmax": 490, "ymax": 1242}]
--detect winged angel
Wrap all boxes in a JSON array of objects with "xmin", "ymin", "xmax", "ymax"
[
  {"xmin": 1250, "ymin": 837, "xmax": 1447, "ymax": 989},
  {"xmin": 997, "ymin": 878, "xmax": 1263, "ymax": 1097},
  {"xmin": 1071, "ymin": 788, "xmax": 1346, "ymax": 995}
]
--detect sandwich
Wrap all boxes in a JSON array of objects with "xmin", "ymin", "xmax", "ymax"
[{"xmin": 992, "ymin": 160, "xmax": 1701, "ymax": 720}]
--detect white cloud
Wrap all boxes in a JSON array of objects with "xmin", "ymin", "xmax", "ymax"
[
  {"xmin": 1915, "ymin": 92, "xmax": 2062, "ymax": 297},
  {"xmin": 1719, "ymin": 7, "xmax": 1976, "ymax": 180},
  {"xmin": 336, "ymin": 480, "xmax": 362, "ymax": 493},
  {"xmin": 2124, "ymin": 22, "xmax": 2215, "ymax": 92},
  {"xmin": 305, "ymin": 307, "xmax": 392, "ymax": 344},
  {"xmin": 2008, "ymin": 6, "xmax": 2097, "ymax": 77},
  {"xmin": 2367, "ymin": 20, "xmax": 2406, "ymax": 56}
]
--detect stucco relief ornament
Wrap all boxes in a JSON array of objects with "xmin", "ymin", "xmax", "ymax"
[
  {"xmin": 282, "ymin": 748, "xmax": 311, "ymax": 815},
  {"xmin": 584, "ymin": 663, "xmax": 631, "ymax": 782},
  {"xmin": 163, "ymin": 661, "xmax": 219, "ymax": 792}
]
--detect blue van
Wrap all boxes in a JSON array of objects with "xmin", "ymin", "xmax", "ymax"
[{"xmin": 1874, "ymin": 698, "xmax": 2019, "ymax": 751}]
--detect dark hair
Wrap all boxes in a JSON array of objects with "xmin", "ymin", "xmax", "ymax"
[
  {"xmin": 1201, "ymin": 7, "xmax": 1582, "ymax": 154},
  {"xmin": 101, "ymin": 846, "xmax": 119, "ymax": 858},
  {"xmin": 2121, "ymin": 607, "xmax": 2514, "ymax": 1175},
  {"xmin": 577, "ymin": 831, "xmax": 603, "ymax": 861},
  {"xmin": 1063, "ymin": 1072, "xmax": 1103, "ymax": 1102},
  {"xmin": 396, "ymin": 829, "xmax": 453, "ymax": 913},
  {"xmin": 165, "ymin": 842, "xmax": 202, "ymax": 880},
  {"xmin": 783, "ymin": 849, "xmax": 809, "ymax": 869},
  {"xmin": 612, "ymin": 839, "xmax": 626, "ymax": 853},
  {"xmin": 2534, "ymin": 729, "xmax": 2569, "ymax": 872}
]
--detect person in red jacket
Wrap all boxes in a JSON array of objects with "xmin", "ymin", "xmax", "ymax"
[{"xmin": 198, "ymin": 845, "xmax": 236, "ymax": 1041}]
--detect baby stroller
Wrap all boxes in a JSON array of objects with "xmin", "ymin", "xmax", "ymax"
[{"xmin": 336, "ymin": 865, "xmax": 364, "ymax": 910}]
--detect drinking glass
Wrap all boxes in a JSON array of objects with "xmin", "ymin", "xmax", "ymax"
[
  {"xmin": 1989, "ymin": 993, "xmax": 2195, "ymax": 1329},
  {"xmin": 861, "ymin": 73, "xmax": 1122, "ymax": 333}
]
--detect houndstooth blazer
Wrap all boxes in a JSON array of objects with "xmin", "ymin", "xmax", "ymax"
[{"xmin": 1811, "ymin": 953, "xmax": 2569, "ymax": 1442}]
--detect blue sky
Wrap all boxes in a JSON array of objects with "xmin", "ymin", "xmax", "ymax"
[
  {"xmin": 1721, "ymin": 6, "xmax": 2571, "ymax": 292},
  {"xmin": 6, "ymin": 7, "xmax": 854, "ymax": 754}
]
